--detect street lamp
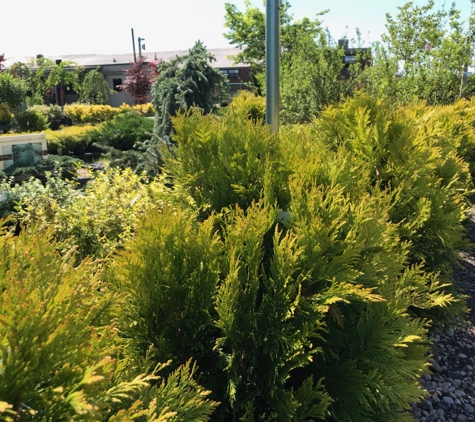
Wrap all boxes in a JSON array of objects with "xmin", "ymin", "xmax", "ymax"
[{"xmin": 138, "ymin": 37, "xmax": 146, "ymax": 59}]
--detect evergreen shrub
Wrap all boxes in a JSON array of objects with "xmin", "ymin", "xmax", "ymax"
[
  {"xmin": 0, "ymin": 227, "xmax": 218, "ymax": 420},
  {"xmin": 28, "ymin": 104, "xmax": 64, "ymax": 121},
  {"xmin": 44, "ymin": 124, "xmax": 94, "ymax": 154},
  {"xmin": 64, "ymin": 103, "xmax": 120, "ymax": 124},
  {"xmin": 228, "ymin": 90, "xmax": 265, "ymax": 123},
  {"xmin": 314, "ymin": 95, "xmax": 472, "ymax": 277},
  {"xmin": 16, "ymin": 108, "xmax": 49, "ymax": 132},
  {"xmin": 0, "ymin": 103, "xmax": 13, "ymax": 133},
  {"xmin": 88, "ymin": 111, "xmax": 154, "ymax": 151},
  {"xmin": 111, "ymin": 98, "xmax": 467, "ymax": 420},
  {"xmin": 160, "ymin": 109, "xmax": 290, "ymax": 218},
  {"xmin": 64, "ymin": 103, "xmax": 155, "ymax": 124}
]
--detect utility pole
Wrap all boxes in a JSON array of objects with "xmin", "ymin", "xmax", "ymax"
[
  {"xmin": 131, "ymin": 28, "xmax": 137, "ymax": 63},
  {"xmin": 138, "ymin": 37, "xmax": 145, "ymax": 59},
  {"xmin": 266, "ymin": 0, "xmax": 280, "ymax": 133}
]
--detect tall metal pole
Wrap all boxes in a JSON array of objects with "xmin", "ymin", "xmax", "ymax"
[
  {"xmin": 266, "ymin": 0, "xmax": 280, "ymax": 133},
  {"xmin": 131, "ymin": 28, "xmax": 137, "ymax": 63}
]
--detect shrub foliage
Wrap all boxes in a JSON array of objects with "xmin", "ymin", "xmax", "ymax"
[{"xmin": 1, "ymin": 94, "xmax": 474, "ymax": 421}]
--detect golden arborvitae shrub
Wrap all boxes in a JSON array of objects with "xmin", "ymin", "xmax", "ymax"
[{"xmin": 0, "ymin": 227, "xmax": 217, "ymax": 421}]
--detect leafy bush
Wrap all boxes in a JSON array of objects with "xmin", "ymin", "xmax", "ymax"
[
  {"xmin": 118, "ymin": 102, "xmax": 155, "ymax": 116},
  {"xmin": 44, "ymin": 124, "xmax": 94, "ymax": 153},
  {"xmin": 0, "ymin": 72, "xmax": 27, "ymax": 114},
  {"xmin": 28, "ymin": 104, "xmax": 64, "ymax": 121},
  {"xmin": 9, "ymin": 167, "xmax": 163, "ymax": 262},
  {"xmin": 88, "ymin": 111, "xmax": 154, "ymax": 151},
  {"xmin": 228, "ymin": 90, "xmax": 265, "ymax": 122},
  {"xmin": 79, "ymin": 68, "xmax": 114, "ymax": 104},
  {"xmin": 0, "ymin": 227, "xmax": 218, "ymax": 420},
  {"xmin": 0, "ymin": 103, "xmax": 13, "ymax": 133},
  {"xmin": 64, "ymin": 103, "xmax": 120, "ymax": 124},
  {"xmin": 16, "ymin": 108, "xmax": 49, "ymax": 132}
]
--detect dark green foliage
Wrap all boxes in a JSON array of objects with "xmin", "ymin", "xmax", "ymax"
[
  {"xmin": 89, "ymin": 111, "xmax": 154, "ymax": 151},
  {"xmin": 151, "ymin": 41, "xmax": 228, "ymax": 140},
  {"xmin": 277, "ymin": 32, "xmax": 347, "ymax": 124}
]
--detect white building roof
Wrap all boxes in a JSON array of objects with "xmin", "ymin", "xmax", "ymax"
[{"xmin": 4, "ymin": 47, "xmax": 247, "ymax": 69}]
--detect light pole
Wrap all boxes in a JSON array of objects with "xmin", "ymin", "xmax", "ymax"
[
  {"xmin": 131, "ymin": 28, "xmax": 137, "ymax": 63},
  {"xmin": 266, "ymin": 0, "xmax": 280, "ymax": 133}
]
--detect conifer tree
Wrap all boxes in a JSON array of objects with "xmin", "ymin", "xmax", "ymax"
[{"xmin": 151, "ymin": 41, "xmax": 228, "ymax": 140}]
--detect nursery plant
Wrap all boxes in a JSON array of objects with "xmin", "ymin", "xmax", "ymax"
[
  {"xmin": 0, "ymin": 226, "xmax": 218, "ymax": 420},
  {"xmin": 110, "ymin": 97, "xmax": 466, "ymax": 421}
]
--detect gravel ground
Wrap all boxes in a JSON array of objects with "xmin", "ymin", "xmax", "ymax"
[{"xmin": 411, "ymin": 208, "xmax": 475, "ymax": 422}]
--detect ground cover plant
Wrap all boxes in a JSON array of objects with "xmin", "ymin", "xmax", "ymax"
[{"xmin": 89, "ymin": 111, "xmax": 154, "ymax": 151}]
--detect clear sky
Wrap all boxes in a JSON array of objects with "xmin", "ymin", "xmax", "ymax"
[{"xmin": 1, "ymin": 0, "xmax": 473, "ymax": 60}]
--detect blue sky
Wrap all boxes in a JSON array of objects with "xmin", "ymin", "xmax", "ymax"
[{"xmin": 1, "ymin": 0, "xmax": 473, "ymax": 60}]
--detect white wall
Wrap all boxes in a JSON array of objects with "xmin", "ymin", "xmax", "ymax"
[{"xmin": 101, "ymin": 64, "xmax": 153, "ymax": 107}]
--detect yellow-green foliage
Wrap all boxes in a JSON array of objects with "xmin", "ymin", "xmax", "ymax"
[
  {"xmin": 162, "ymin": 108, "xmax": 289, "ymax": 218},
  {"xmin": 64, "ymin": 103, "xmax": 121, "ymax": 124},
  {"xmin": 112, "ymin": 98, "xmax": 470, "ymax": 420},
  {"xmin": 228, "ymin": 90, "xmax": 265, "ymax": 122},
  {"xmin": 44, "ymin": 124, "xmax": 95, "ymax": 153},
  {"xmin": 402, "ymin": 98, "xmax": 475, "ymax": 184},
  {"xmin": 0, "ymin": 227, "xmax": 218, "ymax": 420},
  {"xmin": 114, "ymin": 183, "xmax": 448, "ymax": 420},
  {"xmin": 120, "ymin": 102, "xmax": 156, "ymax": 116},
  {"xmin": 64, "ymin": 102, "xmax": 155, "ymax": 124},
  {"xmin": 12, "ymin": 167, "xmax": 164, "ymax": 262},
  {"xmin": 312, "ymin": 95, "xmax": 472, "ymax": 276},
  {"xmin": 3, "ymin": 94, "xmax": 475, "ymax": 421}
]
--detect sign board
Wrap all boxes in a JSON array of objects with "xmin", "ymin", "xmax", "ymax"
[{"xmin": 0, "ymin": 133, "xmax": 48, "ymax": 172}]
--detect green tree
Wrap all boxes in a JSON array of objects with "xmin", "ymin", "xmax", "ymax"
[
  {"xmin": 360, "ymin": 0, "xmax": 475, "ymax": 104},
  {"xmin": 224, "ymin": 1, "xmax": 360, "ymax": 122},
  {"xmin": 223, "ymin": 1, "xmax": 325, "ymax": 73},
  {"xmin": 0, "ymin": 72, "xmax": 27, "ymax": 114},
  {"xmin": 151, "ymin": 40, "xmax": 228, "ymax": 140},
  {"xmin": 79, "ymin": 67, "xmax": 114, "ymax": 104},
  {"xmin": 7, "ymin": 58, "xmax": 82, "ymax": 106},
  {"xmin": 277, "ymin": 31, "xmax": 346, "ymax": 124}
]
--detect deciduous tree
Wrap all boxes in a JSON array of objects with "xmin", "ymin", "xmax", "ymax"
[
  {"xmin": 119, "ymin": 56, "xmax": 158, "ymax": 105},
  {"xmin": 79, "ymin": 67, "xmax": 114, "ymax": 104},
  {"xmin": 360, "ymin": 0, "xmax": 475, "ymax": 104}
]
